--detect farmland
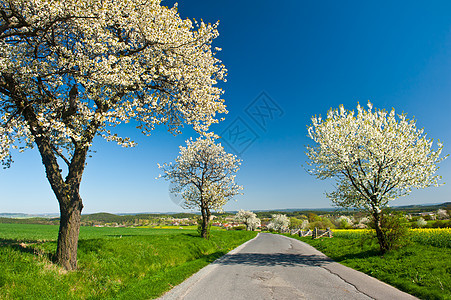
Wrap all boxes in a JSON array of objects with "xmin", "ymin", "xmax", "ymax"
[
  {"xmin": 288, "ymin": 228, "xmax": 451, "ymax": 300},
  {"xmin": 0, "ymin": 223, "xmax": 257, "ymax": 299}
]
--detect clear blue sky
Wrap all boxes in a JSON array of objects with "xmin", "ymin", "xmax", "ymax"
[{"xmin": 1, "ymin": 0, "xmax": 450, "ymax": 214}]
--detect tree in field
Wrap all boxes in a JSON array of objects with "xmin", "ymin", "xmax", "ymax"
[
  {"xmin": 306, "ymin": 102, "xmax": 446, "ymax": 253},
  {"xmin": 267, "ymin": 214, "xmax": 290, "ymax": 232},
  {"xmin": 336, "ymin": 215, "xmax": 353, "ymax": 229},
  {"xmin": 234, "ymin": 209, "xmax": 260, "ymax": 231},
  {"xmin": 0, "ymin": 0, "xmax": 227, "ymax": 270},
  {"xmin": 159, "ymin": 137, "xmax": 242, "ymax": 238},
  {"xmin": 416, "ymin": 217, "xmax": 427, "ymax": 228}
]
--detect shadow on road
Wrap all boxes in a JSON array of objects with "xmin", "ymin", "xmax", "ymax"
[{"xmin": 214, "ymin": 252, "xmax": 333, "ymax": 267}]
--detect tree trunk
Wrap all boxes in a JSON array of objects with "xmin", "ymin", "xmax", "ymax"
[
  {"xmin": 373, "ymin": 211, "xmax": 388, "ymax": 254},
  {"xmin": 9, "ymin": 75, "xmax": 100, "ymax": 271},
  {"xmin": 56, "ymin": 196, "xmax": 83, "ymax": 270},
  {"xmin": 200, "ymin": 207, "xmax": 208, "ymax": 239}
]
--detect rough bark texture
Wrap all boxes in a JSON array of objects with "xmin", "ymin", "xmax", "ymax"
[
  {"xmin": 56, "ymin": 198, "xmax": 83, "ymax": 270},
  {"xmin": 7, "ymin": 73, "xmax": 99, "ymax": 270},
  {"xmin": 200, "ymin": 207, "xmax": 209, "ymax": 239},
  {"xmin": 372, "ymin": 211, "xmax": 388, "ymax": 254}
]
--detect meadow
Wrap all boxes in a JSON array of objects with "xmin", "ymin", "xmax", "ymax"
[
  {"xmin": 288, "ymin": 228, "xmax": 451, "ymax": 300},
  {"xmin": 0, "ymin": 223, "xmax": 257, "ymax": 299}
]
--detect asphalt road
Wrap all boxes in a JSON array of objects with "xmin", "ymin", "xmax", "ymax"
[{"xmin": 160, "ymin": 233, "xmax": 417, "ymax": 300}]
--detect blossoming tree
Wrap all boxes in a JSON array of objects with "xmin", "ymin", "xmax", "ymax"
[
  {"xmin": 0, "ymin": 0, "xmax": 227, "ymax": 269},
  {"xmin": 159, "ymin": 137, "xmax": 242, "ymax": 238},
  {"xmin": 306, "ymin": 102, "xmax": 446, "ymax": 253},
  {"xmin": 234, "ymin": 209, "xmax": 260, "ymax": 231},
  {"xmin": 267, "ymin": 214, "xmax": 290, "ymax": 232}
]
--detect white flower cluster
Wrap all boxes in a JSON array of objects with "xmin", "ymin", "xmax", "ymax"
[
  {"xmin": 306, "ymin": 102, "xmax": 447, "ymax": 212},
  {"xmin": 159, "ymin": 136, "xmax": 242, "ymax": 212},
  {"xmin": 337, "ymin": 215, "xmax": 354, "ymax": 227},
  {"xmin": 437, "ymin": 209, "xmax": 449, "ymax": 220},
  {"xmin": 234, "ymin": 209, "xmax": 261, "ymax": 231},
  {"xmin": 416, "ymin": 217, "xmax": 427, "ymax": 227},
  {"xmin": 0, "ymin": 0, "xmax": 227, "ymax": 166},
  {"xmin": 267, "ymin": 214, "xmax": 290, "ymax": 232}
]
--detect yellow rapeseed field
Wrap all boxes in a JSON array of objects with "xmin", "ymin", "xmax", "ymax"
[{"xmin": 332, "ymin": 227, "xmax": 451, "ymax": 248}]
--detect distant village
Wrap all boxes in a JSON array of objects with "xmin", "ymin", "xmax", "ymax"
[
  {"xmin": 83, "ymin": 205, "xmax": 450, "ymax": 230},
  {"xmin": 1, "ymin": 202, "xmax": 450, "ymax": 230}
]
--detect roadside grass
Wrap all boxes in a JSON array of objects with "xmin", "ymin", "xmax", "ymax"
[
  {"xmin": 0, "ymin": 223, "xmax": 257, "ymax": 299},
  {"xmin": 285, "ymin": 229, "xmax": 451, "ymax": 300}
]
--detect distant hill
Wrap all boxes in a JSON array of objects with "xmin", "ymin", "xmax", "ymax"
[
  {"xmin": 2, "ymin": 202, "xmax": 449, "ymax": 225},
  {"xmin": 0, "ymin": 213, "xmax": 59, "ymax": 219},
  {"xmin": 392, "ymin": 202, "xmax": 450, "ymax": 213}
]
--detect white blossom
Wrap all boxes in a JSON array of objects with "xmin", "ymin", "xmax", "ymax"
[
  {"xmin": 159, "ymin": 136, "xmax": 242, "ymax": 237},
  {"xmin": 267, "ymin": 214, "xmax": 290, "ymax": 232},
  {"xmin": 337, "ymin": 215, "xmax": 354, "ymax": 228},
  {"xmin": 416, "ymin": 217, "xmax": 427, "ymax": 227},
  {"xmin": 306, "ymin": 102, "xmax": 447, "ymax": 252},
  {"xmin": 235, "ymin": 209, "xmax": 261, "ymax": 231},
  {"xmin": 437, "ymin": 209, "xmax": 449, "ymax": 220},
  {"xmin": 306, "ymin": 102, "xmax": 447, "ymax": 212},
  {"xmin": 0, "ymin": 0, "xmax": 228, "ymax": 268},
  {"xmin": 0, "ymin": 0, "xmax": 227, "ymax": 167}
]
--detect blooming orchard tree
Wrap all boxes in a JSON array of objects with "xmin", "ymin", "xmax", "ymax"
[
  {"xmin": 416, "ymin": 217, "xmax": 427, "ymax": 227},
  {"xmin": 337, "ymin": 215, "xmax": 354, "ymax": 229},
  {"xmin": 267, "ymin": 214, "xmax": 290, "ymax": 232},
  {"xmin": 437, "ymin": 209, "xmax": 449, "ymax": 220},
  {"xmin": 301, "ymin": 220, "xmax": 309, "ymax": 230},
  {"xmin": 159, "ymin": 137, "xmax": 242, "ymax": 238},
  {"xmin": 0, "ymin": 0, "xmax": 227, "ymax": 270},
  {"xmin": 234, "ymin": 209, "xmax": 260, "ymax": 231},
  {"xmin": 306, "ymin": 102, "xmax": 446, "ymax": 253}
]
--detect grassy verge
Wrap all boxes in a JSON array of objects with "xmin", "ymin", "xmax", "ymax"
[
  {"xmin": 0, "ymin": 223, "xmax": 257, "ymax": 299},
  {"xmin": 284, "ymin": 229, "xmax": 451, "ymax": 300}
]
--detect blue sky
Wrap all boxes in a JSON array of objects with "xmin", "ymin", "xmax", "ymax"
[{"xmin": 1, "ymin": 0, "xmax": 450, "ymax": 214}]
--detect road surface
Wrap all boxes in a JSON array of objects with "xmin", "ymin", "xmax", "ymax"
[{"xmin": 160, "ymin": 233, "xmax": 417, "ymax": 300}]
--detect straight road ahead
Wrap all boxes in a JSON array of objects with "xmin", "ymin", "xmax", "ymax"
[{"xmin": 160, "ymin": 233, "xmax": 417, "ymax": 300}]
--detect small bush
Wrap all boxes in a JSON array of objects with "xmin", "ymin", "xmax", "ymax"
[
  {"xmin": 232, "ymin": 225, "xmax": 246, "ymax": 231},
  {"xmin": 378, "ymin": 210, "xmax": 410, "ymax": 251},
  {"xmin": 197, "ymin": 218, "xmax": 211, "ymax": 239},
  {"xmin": 432, "ymin": 220, "xmax": 451, "ymax": 228}
]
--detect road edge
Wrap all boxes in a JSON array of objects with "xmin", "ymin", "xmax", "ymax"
[
  {"xmin": 158, "ymin": 232, "xmax": 261, "ymax": 300},
  {"xmin": 279, "ymin": 234, "xmax": 418, "ymax": 300}
]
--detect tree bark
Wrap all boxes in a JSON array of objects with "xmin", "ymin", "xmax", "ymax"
[
  {"xmin": 4, "ymin": 72, "xmax": 101, "ymax": 271},
  {"xmin": 372, "ymin": 210, "xmax": 388, "ymax": 254},
  {"xmin": 56, "ymin": 194, "xmax": 83, "ymax": 270},
  {"xmin": 200, "ymin": 207, "xmax": 208, "ymax": 239}
]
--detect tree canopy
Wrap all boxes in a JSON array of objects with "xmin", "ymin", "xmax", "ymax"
[
  {"xmin": 306, "ymin": 102, "xmax": 447, "ymax": 252},
  {"xmin": 159, "ymin": 136, "xmax": 242, "ymax": 238},
  {"xmin": 0, "ymin": 0, "xmax": 227, "ymax": 269}
]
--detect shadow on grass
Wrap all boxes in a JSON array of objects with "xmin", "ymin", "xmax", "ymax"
[
  {"xmin": 0, "ymin": 238, "xmax": 55, "ymax": 261},
  {"xmin": 181, "ymin": 232, "xmax": 201, "ymax": 238},
  {"xmin": 329, "ymin": 249, "xmax": 381, "ymax": 262},
  {"xmin": 105, "ymin": 234, "xmax": 139, "ymax": 238}
]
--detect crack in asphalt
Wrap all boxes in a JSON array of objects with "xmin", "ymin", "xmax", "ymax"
[{"xmin": 321, "ymin": 265, "xmax": 376, "ymax": 300}]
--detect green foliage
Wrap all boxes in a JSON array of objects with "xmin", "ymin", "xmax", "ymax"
[
  {"xmin": 289, "ymin": 217, "xmax": 303, "ymax": 229},
  {"xmin": 231, "ymin": 225, "xmax": 246, "ymax": 231},
  {"xmin": 288, "ymin": 231, "xmax": 451, "ymax": 300},
  {"xmin": 309, "ymin": 217, "xmax": 335, "ymax": 230},
  {"xmin": 197, "ymin": 218, "xmax": 212, "ymax": 239},
  {"xmin": 0, "ymin": 223, "xmax": 257, "ymax": 299},
  {"xmin": 377, "ymin": 210, "xmax": 410, "ymax": 251}
]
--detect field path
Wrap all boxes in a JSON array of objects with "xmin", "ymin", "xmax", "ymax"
[{"xmin": 159, "ymin": 233, "xmax": 417, "ymax": 300}]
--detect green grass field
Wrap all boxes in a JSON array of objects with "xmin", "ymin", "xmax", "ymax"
[
  {"xmin": 287, "ymin": 229, "xmax": 451, "ymax": 300},
  {"xmin": 0, "ymin": 223, "xmax": 257, "ymax": 299}
]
